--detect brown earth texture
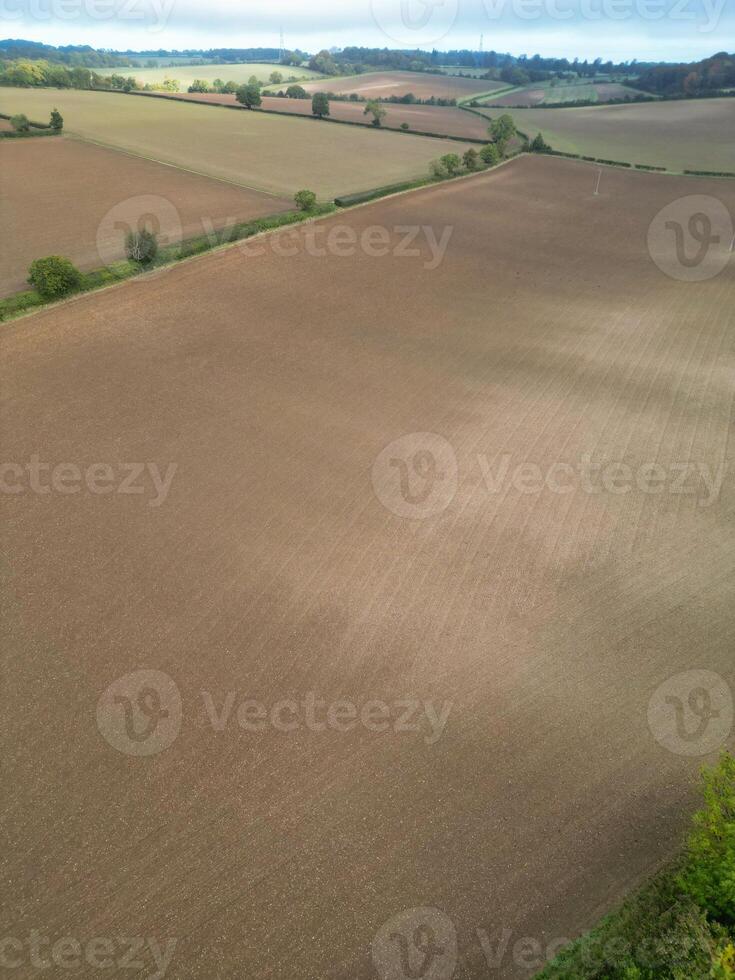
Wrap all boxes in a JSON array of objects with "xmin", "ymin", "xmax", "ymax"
[{"xmin": 1, "ymin": 155, "xmax": 734, "ymax": 979}]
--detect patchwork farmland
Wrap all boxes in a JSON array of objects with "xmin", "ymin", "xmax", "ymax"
[
  {"xmin": 167, "ymin": 91, "xmax": 494, "ymax": 139},
  {"xmin": 482, "ymin": 80, "xmax": 646, "ymax": 107},
  {"xmin": 3, "ymin": 155, "xmax": 733, "ymax": 978},
  {"xmin": 0, "ymin": 137, "xmax": 291, "ymax": 297},
  {"xmin": 132, "ymin": 61, "xmax": 324, "ymax": 91},
  {"xmin": 0, "ymin": 88, "xmax": 475, "ymax": 198},
  {"xmin": 479, "ymin": 97, "xmax": 735, "ymax": 172},
  {"xmin": 297, "ymin": 69, "xmax": 505, "ymax": 100}
]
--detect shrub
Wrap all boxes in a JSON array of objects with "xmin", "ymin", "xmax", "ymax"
[
  {"xmin": 480, "ymin": 143, "xmax": 500, "ymax": 166},
  {"xmin": 679, "ymin": 753, "xmax": 735, "ymax": 926},
  {"xmin": 286, "ymin": 84, "xmax": 307, "ymax": 99},
  {"xmin": 49, "ymin": 108, "xmax": 63, "ymax": 131},
  {"xmin": 188, "ymin": 79, "xmax": 210, "ymax": 93},
  {"xmin": 28, "ymin": 256, "xmax": 83, "ymax": 299},
  {"xmin": 440, "ymin": 153, "xmax": 461, "ymax": 176},
  {"xmin": 10, "ymin": 113, "xmax": 30, "ymax": 133},
  {"xmin": 294, "ymin": 189, "xmax": 317, "ymax": 212},
  {"xmin": 400, "ymin": 122, "xmax": 410, "ymax": 130},
  {"xmin": 463, "ymin": 148, "xmax": 480, "ymax": 171},
  {"xmin": 125, "ymin": 229, "xmax": 159, "ymax": 265},
  {"xmin": 530, "ymin": 132, "xmax": 552, "ymax": 153},
  {"xmin": 430, "ymin": 158, "xmax": 448, "ymax": 178}
]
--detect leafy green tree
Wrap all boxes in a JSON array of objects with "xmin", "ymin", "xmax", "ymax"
[
  {"xmin": 188, "ymin": 79, "xmax": 210, "ymax": 93},
  {"xmin": 363, "ymin": 100, "xmax": 387, "ymax": 127},
  {"xmin": 294, "ymin": 189, "xmax": 317, "ymax": 211},
  {"xmin": 286, "ymin": 84, "xmax": 308, "ymax": 99},
  {"xmin": 400, "ymin": 122, "xmax": 410, "ymax": 130},
  {"xmin": 530, "ymin": 132, "xmax": 552, "ymax": 153},
  {"xmin": 489, "ymin": 113, "xmax": 517, "ymax": 156},
  {"xmin": 236, "ymin": 83, "xmax": 262, "ymax": 109},
  {"xmin": 269, "ymin": 71, "xmax": 283, "ymax": 85},
  {"xmin": 440, "ymin": 153, "xmax": 461, "ymax": 175},
  {"xmin": 222, "ymin": 80, "xmax": 238, "ymax": 94},
  {"xmin": 480, "ymin": 143, "xmax": 500, "ymax": 166},
  {"xmin": 248, "ymin": 75, "xmax": 261, "ymax": 88},
  {"xmin": 311, "ymin": 92, "xmax": 330, "ymax": 117},
  {"xmin": 430, "ymin": 159, "xmax": 448, "ymax": 178},
  {"xmin": 463, "ymin": 148, "xmax": 480, "ymax": 170},
  {"xmin": 28, "ymin": 256, "xmax": 83, "ymax": 299},
  {"xmin": 10, "ymin": 113, "xmax": 31, "ymax": 133},
  {"xmin": 125, "ymin": 229, "xmax": 159, "ymax": 265},
  {"xmin": 679, "ymin": 753, "xmax": 735, "ymax": 926},
  {"xmin": 49, "ymin": 108, "xmax": 63, "ymax": 131}
]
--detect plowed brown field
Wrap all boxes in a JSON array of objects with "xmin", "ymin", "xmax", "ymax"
[
  {"xmin": 164, "ymin": 91, "xmax": 493, "ymax": 140},
  {"xmin": 0, "ymin": 137, "xmax": 291, "ymax": 297},
  {"xmin": 2, "ymin": 156, "xmax": 734, "ymax": 979},
  {"xmin": 300, "ymin": 69, "xmax": 503, "ymax": 100}
]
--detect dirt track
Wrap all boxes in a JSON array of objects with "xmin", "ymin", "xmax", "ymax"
[
  {"xmin": 0, "ymin": 137, "xmax": 291, "ymax": 297},
  {"xmin": 2, "ymin": 156, "xmax": 734, "ymax": 978}
]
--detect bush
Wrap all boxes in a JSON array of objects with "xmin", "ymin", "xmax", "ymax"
[
  {"xmin": 400, "ymin": 122, "xmax": 410, "ymax": 130},
  {"xmin": 679, "ymin": 753, "xmax": 735, "ymax": 926},
  {"xmin": 49, "ymin": 108, "xmax": 63, "ymax": 131},
  {"xmin": 480, "ymin": 143, "xmax": 500, "ymax": 166},
  {"xmin": 286, "ymin": 84, "xmax": 308, "ymax": 99},
  {"xmin": 440, "ymin": 152, "xmax": 461, "ymax": 175},
  {"xmin": 10, "ymin": 113, "xmax": 30, "ymax": 133},
  {"xmin": 294, "ymin": 189, "xmax": 317, "ymax": 212},
  {"xmin": 27, "ymin": 256, "xmax": 83, "ymax": 299},
  {"xmin": 530, "ymin": 132, "xmax": 552, "ymax": 153},
  {"xmin": 125, "ymin": 229, "xmax": 159, "ymax": 265},
  {"xmin": 463, "ymin": 148, "xmax": 480, "ymax": 171}
]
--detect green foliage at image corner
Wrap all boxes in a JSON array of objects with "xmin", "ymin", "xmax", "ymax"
[{"xmin": 535, "ymin": 754, "xmax": 735, "ymax": 980}]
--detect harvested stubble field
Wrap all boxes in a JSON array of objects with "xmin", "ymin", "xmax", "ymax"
[
  {"xmin": 299, "ymin": 69, "xmax": 505, "ymax": 100},
  {"xmin": 0, "ymin": 137, "xmax": 291, "ymax": 297},
  {"xmin": 0, "ymin": 89, "xmax": 472, "ymax": 199},
  {"xmin": 132, "ymin": 62, "xmax": 323, "ymax": 90},
  {"xmin": 2, "ymin": 156, "xmax": 733, "ymax": 979},
  {"xmin": 167, "ymin": 91, "xmax": 493, "ymax": 140},
  {"xmin": 484, "ymin": 80, "xmax": 642, "ymax": 107},
  {"xmin": 479, "ymin": 97, "xmax": 735, "ymax": 171}
]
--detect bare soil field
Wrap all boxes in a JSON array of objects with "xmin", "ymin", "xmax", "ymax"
[
  {"xmin": 165, "ymin": 91, "xmax": 492, "ymax": 139},
  {"xmin": 485, "ymin": 80, "xmax": 639, "ymax": 107},
  {"xmin": 478, "ymin": 97, "xmax": 735, "ymax": 171},
  {"xmin": 0, "ymin": 137, "xmax": 291, "ymax": 297},
  {"xmin": 2, "ymin": 156, "xmax": 733, "ymax": 979},
  {"xmin": 299, "ymin": 69, "xmax": 504, "ymax": 100},
  {"xmin": 0, "ymin": 89, "xmax": 473, "ymax": 198}
]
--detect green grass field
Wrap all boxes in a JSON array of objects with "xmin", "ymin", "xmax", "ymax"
[
  {"xmin": 479, "ymin": 98, "xmax": 735, "ymax": 172},
  {"xmin": 132, "ymin": 62, "xmax": 323, "ymax": 91},
  {"xmin": 0, "ymin": 88, "xmax": 473, "ymax": 199}
]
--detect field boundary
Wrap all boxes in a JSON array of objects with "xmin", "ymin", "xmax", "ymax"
[
  {"xmin": 0, "ymin": 156, "xmax": 523, "ymax": 324},
  {"xmin": 87, "ymin": 87, "xmax": 491, "ymax": 144}
]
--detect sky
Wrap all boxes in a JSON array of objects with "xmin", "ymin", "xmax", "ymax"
[{"xmin": 2, "ymin": 0, "xmax": 733, "ymax": 62}]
